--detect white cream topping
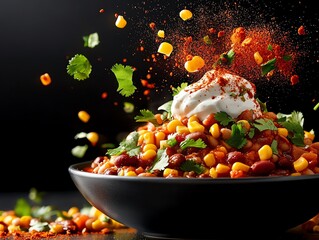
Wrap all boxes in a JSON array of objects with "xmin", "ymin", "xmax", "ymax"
[{"xmin": 171, "ymin": 69, "xmax": 262, "ymax": 121}]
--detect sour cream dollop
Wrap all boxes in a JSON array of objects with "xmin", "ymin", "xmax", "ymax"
[{"xmin": 171, "ymin": 69, "xmax": 262, "ymax": 121}]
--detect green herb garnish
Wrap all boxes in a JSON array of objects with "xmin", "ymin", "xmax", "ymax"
[
  {"xmin": 67, "ymin": 54, "xmax": 92, "ymax": 80},
  {"xmin": 111, "ymin": 63, "xmax": 136, "ymax": 97}
]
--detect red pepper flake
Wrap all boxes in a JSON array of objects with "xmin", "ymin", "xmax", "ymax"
[
  {"xmin": 149, "ymin": 22, "xmax": 156, "ymax": 30},
  {"xmin": 217, "ymin": 30, "xmax": 225, "ymax": 38},
  {"xmin": 140, "ymin": 79, "xmax": 148, "ymax": 87},
  {"xmin": 40, "ymin": 73, "xmax": 51, "ymax": 86},
  {"xmin": 143, "ymin": 89, "xmax": 151, "ymax": 96},
  {"xmin": 101, "ymin": 91, "xmax": 108, "ymax": 99},
  {"xmin": 298, "ymin": 25, "xmax": 306, "ymax": 35},
  {"xmin": 290, "ymin": 74, "xmax": 299, "ymax": 85},
  {"xmin": 99, "ymin": 9, "xmax": 105, "ymax": 13}
]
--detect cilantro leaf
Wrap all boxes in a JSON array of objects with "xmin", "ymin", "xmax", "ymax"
[
  {"xmin": 180, "ymin": 138, "xmax": 207, "ymax": 150},
  {"xmin": 106, "ymin": 131, "xmax": 140, "ymax": 157},
  {"xmin": 277, "ymin": 111, "xmax": 305, "ymax": 147},
  {"xmin": 111, "ymin": 63, "xmax": 136, "ymax": 97},
  {"xmin": 261, "ymin": 58, "xmax": 276, "ymax": 76},
  {"xmin": 180, "ymin": 160, "xmax": 205, "ymax": 174},
  {"xmin": 271, "ymin": 140, "xmax": 278, "ymax": 155},
  {"xmin": 83, "ymin": 32, "xmax": 100, "ymax": 48},
  {"xmin": 67, "ymin": 54, "xmax": 92, "ymax": 80},
  {"xmin": 215, "ymin": 111, "xmax": 234, "ymax": 126},
  {"xmin": 149, "ymin": 149, "xmax": 169, "ymax": 172},
  {"xmin": 226, "ymin": 123, "xmax": 247, "ymax": 149},
  {"xmin": 158, "ymin": 100, "xmax": 173, "ymax": 120},
  {"xmin": 134, "ymin": 109, "xmax": 158, "ymax": 126},
  {"xmin": 253, "ymin": 118, "xmax": 277, "ymax": 132},
  {"xmin": 172, "ymin": 82, "xmax": 188, "ymax": 96}
]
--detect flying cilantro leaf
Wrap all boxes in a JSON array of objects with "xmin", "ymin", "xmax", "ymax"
[
  {"xmin": 172, "ymin": 82, "xmax": 188, "ymax": 96},
  {"xmin": 253, "ymin": 118, "xmax": 278, "ymax": 132},
  {"xmin": 261, "ymin": 58, "xmax": 276, "ymax": 76},
  {"xmin": 149, "ymin": 149, "xmax": 169, "ymax": 172},
  {"xmin": 215, "ymin": 111, "xmax": 234, "ymax": 126},
  {"xmin": 83, "ymin": 32, "xmax": 100, "ymax": 48},
  {"xmin": 134, "ymin": 109, "xmax": 158, "ymax": 126},
  {"xmin": 106, "ymin": 131, "xmax": 140, "ymax": 157},
  {"xmin": 226, "ymin": 123, "xmax": 247, "ymax": 149},
  {"xmin": 67, "ymin": 54, "xmax": 92, "ymax": 80},
  {"xmin": 111, "ymin": 63, "xmax": 136, "ymax": 97},
  {"xmin": 180, "ymin": 138, "xmax": 207, "ymax": 150},
  {"xmin": 180, "ymin": 160, "xmax": 205, "ymax": 174}
]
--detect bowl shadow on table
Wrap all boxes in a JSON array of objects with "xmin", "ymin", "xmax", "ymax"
[{"xmin": 69, "ymin": 161, "xmax": 319, "ymax": 240}]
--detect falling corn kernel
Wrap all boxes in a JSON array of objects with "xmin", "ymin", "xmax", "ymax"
[
  {"xmin": 87, "ymin": 132, "xmax": 99, "ymax": 146},
  {"xmin": 158, "ymin": 42, "xmax": 173, "ymax": 56},
  {"xmin": 184, "ymin": 55, "xmax": 205, "ymax": 72},
  {"xmin": 157, "ymin": 30, "xmax": 165, "ymax": 38},
  {"xmin": 78, "ymin": 110, "xmax": 90, "ymax": 123},
  {"xmin": 179, "ymin": 9, "xmax": 193, "ymax": 21},
  {"xmin": 115, "ymin": 15, "xmax": 127, "ymax": 28},
  {"xmin": 40, "ymin": 73, "xmax": 51, "ymax": 86}
]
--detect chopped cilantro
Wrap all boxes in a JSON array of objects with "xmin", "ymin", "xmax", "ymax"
[
  {"xmin": 83, "ymin": 32, "xmax": 100, "ymax": 48},
  {"xmin": 271, "ymin": 140, "xmax": 278, "ymax": 155},
  {"xmin": 226, "ymin": 123, "xmax": 247, "ymax": 149},
  {"xmin": 134, "ymin": 109, "xmax": 158, "ymax": 126},
  {"xmin": 172, "ymin": 82, "xmax": 188, "ymax": 96},
  {"xmin": 257, "ymin": 98, "xmax": 268, "ymax": 112},
  {"xmin": 261, "ymin": 58, "xmax": 276, "ymax": 76},
  {"xmin": 111, "ymin": 63, "xmax": 136, "ymax": 97},
  {"xmin": 180, "ymin": 138, "xmax": 207, "ymax": 150},
  {"xmin": 213, "ymin": 48, "xmax": 235, "ymax": 68},
  {"xmin": 203, "ymin": 35, "xmax": 212, "ymax": 45},
  {"xmin": 253, "ymin": 118, "xmax": 278, "ymax": 132},
  {"xmin": 106, "ymin": 131, "xmax": 140, "ymax": 157},
  {"xmin": 149, "ymin": 149, "xmax": 169, "ymax": 172},
  {"xmin": 283, "ymin": 55, "xmax": 292, "ymax": 61},
  {"xmin": 215, "ymin": 111, "xmax": 234, "ymax": 126},
  {"xmin": 180, "ymin": 160, "xmax": 205, "ymax": 174},
  {"xmin": 67, "ymin": 54, "xmax": 92, "ymax": 80},
  {"xmin": 277, "ymin": 111, "xmax": 305, "ymax": 147},
  {"xmin": 167, "ymin": 138, "xmax": 178, "ymax": 147}
]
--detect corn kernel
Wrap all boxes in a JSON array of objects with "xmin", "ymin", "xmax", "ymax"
[
  {"xmin": 277, "ymin": 128, "xmax": 288, "ymax": 137},
  {"xmin": 158, "ymin": 42, "xmax": 173, "ymax": 56},
  {"xmin": 187, "ymin": 120, "xmax": 205, "ymax": 133},
  {"xmin": 188, "ymin": 115, "xmax": 199, "ymax": 123},
  {"xmin": 68, "ymin": 207, "xmax": 80, "ymax": 217},
  {"xmin": 157, "ymin": 30, "xmax": 165, "ymax": 38},
  {"xmin": 209, "ymin": 123, "xmax": 220, "ymax": 138},
  {"xmin": 231, "ymin": 162, "xmax": 250, "ymax": 172},
  {"xmin": 179, "ymin": 9, "xmax": 193, "ymax": 21},
  {"xmin": 254, "ymin": 51, "xmax": 263, "ymax": 65},
  {"xmin": 215, "ymin": 163, "xmax": 230, "ymax": 174},
  {"xmin": 125, "ymin": 171, "xmax": 137, "ymax": 176},
  {"xmin": 176, "ymin": 125, "xmax": 190, "ymax": 134},
  {"xmin": 115, "ymin": 15, "xmax": 127, "ymax": 28},
  {"xmin": 304, "ymin": 131, "xmax": 315, "ymax": 141},
  {"xmin": 78, "ymin": 110, "xmax": 90, "ymax": 123},
  {"xmin": 87, "ymin": 132, "xmax": 99, "ymax": 146},
  {"xmin": 167, "ymin": 119, "xmax": 183, "ymax": 133},
  {"xmin": 163, "ymin": 168, "xmax": 179, "ymax": 177},
  {"xmin": 203, "ymin": 153, "xmax": 216, "ymax": 167},
  {"xmin": 184, "ymin": 56, "xmax": 205, "ymax": 72},
  {"xmin": 258, "ymin": 145, "xmax": 273, "ymax": 160},
  {"xmin": 143, "ymin": 131, "xmax": 155, "ymax": 144},
  {"xmin": 293, "ymin": 156, "xmax": 309, "ymax": 172},
  {"xmin": 209, "ymin": 167, "xmax": 218, "ymax": 178},
  {"xmin": 155, "ymin": 131, "xmax": 166, "ymax": 147},
  {"xmin": 141, "ymin": 149, "xmax": 157, "ymax": 160},
  {"xmin": 143, "ymin": 143, "xmax": 157, "ymax": 152},
  {"xmin": 237, "ymin": 120, "xmax": 250, "ymax": 133}
]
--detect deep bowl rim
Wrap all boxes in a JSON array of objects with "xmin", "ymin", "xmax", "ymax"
[{"xmin": 69, "ymin": 161, "xmax": 319, "ymax": 184}]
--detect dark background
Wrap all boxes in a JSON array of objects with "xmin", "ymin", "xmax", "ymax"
[{"xmin": 0, "ymin": 0, "xmax": 318, "ymax": 193}]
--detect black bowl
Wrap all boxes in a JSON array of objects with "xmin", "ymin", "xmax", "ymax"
[{"xmin": 69, "ymin": 161, "xmax": 319, "ymax": 239}]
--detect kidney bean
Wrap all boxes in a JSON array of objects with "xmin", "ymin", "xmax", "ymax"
[
  {"xmin": 251, "ymin": 161, "xmax": 275, "ymax": 176},
  {"xmin": 168, "ymin": 153, "xmax": 186, "ymax": 168},
  {"xmin": 113, "ymin": 154, "xmax": 138, "ymax": 167},
  {"xmin": 227, "ymin": 151, "xmax": 245, "ymax": 164},
  {"xmin": 186, "ymin": 132, "xmax": 207, "ymax": 142}
]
